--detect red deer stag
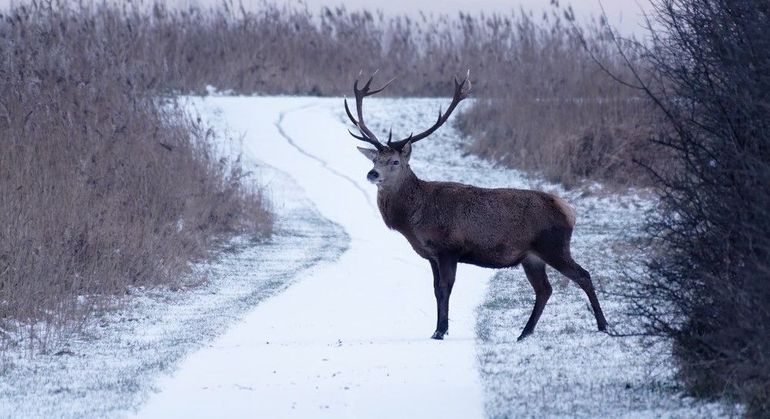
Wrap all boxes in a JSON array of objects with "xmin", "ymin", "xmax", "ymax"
[{"xmin": 345, "ymin": 73, "xmax": 608, "ymax": 340}]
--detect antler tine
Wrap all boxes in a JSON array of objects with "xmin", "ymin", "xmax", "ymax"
[
  {"xmin": 354, "ymin": 75, "xmax": 395, "ymax": 97},
  {"xmin": 344, "ymin": 97, "xmax": 358, "ymax": 127},
  {"xmin": 362, "ymin": 75, "xmax": 374, "ymax": 92},
  {"xmin": 389, "ymin": 71, "xmax": 472, "ymax": 151},
  {"xmin": 368, "ymin": 77, "xmax": 395, "ymax": 95},
  {"xmin": 453, "ymin": 70, "xmax": 471, "ymax": 101},
  {"xmin": 345, "ymin": 73, "xmax": 394, "ymax": 151},
  {"xmin": 346, "ymin": 96, "xmax": 383, "ymax": 150},
  {"xmin": 348, "ymin": 129, "xmax": 370, "ymax": 142},
  {"xmin": 345, "ymin": 96, "xmax": 385, "ymax": 151}
]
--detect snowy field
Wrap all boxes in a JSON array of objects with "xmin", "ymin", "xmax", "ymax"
[{"xmin": 1, "ymin": 97, "xmax": 737, "ymax": 418}]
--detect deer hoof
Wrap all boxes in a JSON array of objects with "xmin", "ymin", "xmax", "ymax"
[
  {"xmin": 517, "ymin": 331, "xmax": 531, "ymax": 342},
  {"xmin": 431, "ymin": 330, "xmax": 445, "ymax": 340}
]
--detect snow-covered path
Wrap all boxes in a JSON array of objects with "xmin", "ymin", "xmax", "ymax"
[{"xmin": 137, "ymin": 98, "xmax": 490, "ymax": 418}]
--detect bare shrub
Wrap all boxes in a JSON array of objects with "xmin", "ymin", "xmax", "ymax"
[
  {"xmin": 0, "ymin": 2, "xmax": 272, "ymax": 350},
  {"xmin": 619, "ymin": 0, "xmax": 770, "ymax": 416}
]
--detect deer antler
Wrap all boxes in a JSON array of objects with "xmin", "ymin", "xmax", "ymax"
[
  {"xmin": 344, "ymin": 72, "xmax": 394, "ymax": 151},
  {"xmin": 387, "ymin": 71, "xmax": 471, "ymax": 151}
]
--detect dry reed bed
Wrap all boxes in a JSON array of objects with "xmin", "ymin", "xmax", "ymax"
[
  {"xmin": 8, "ymin": 2, "xmax": 653, "ymax": 188},
  {"xmin": 0, "ymin": 3, "xmax": 272, "ymax": 351}
]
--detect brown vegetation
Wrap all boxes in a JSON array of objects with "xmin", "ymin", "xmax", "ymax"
[
  {"xmin": 80, "ymin": 1, "xmax": 655, "ymax": 188},
  {"xmin": 0, "ymin": 3, "xmax": 272, "ymax": 349},
  {"xmin": 452, "ymin": 15, "xmax": 658, "ymax": 188}
]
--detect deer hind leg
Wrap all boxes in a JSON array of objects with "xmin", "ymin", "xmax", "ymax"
[
  {"xmin": 561, "ymin": 258, "xmax": 608, "ymax": 332},
  {"xmin": 541, "ymin": 249, "xmax": 608, "ymax": 332},
  {"xmin": 517, "ymin": 254, "xmax": 553, "ymax": 341},
  {"xmin": 431, "ymin": 256, "xmax": 457, "ymax": 340}
]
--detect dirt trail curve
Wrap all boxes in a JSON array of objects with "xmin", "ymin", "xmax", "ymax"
[{"xmin": 136, "ymin": 97, "xmax": 490, "ymax": 418}]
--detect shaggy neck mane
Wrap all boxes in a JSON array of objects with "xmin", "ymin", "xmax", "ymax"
[{"xmin": 376, "ymin": 169, "xmax": 423, "ymax": 230}]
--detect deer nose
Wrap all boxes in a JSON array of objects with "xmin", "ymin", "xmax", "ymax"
[{"xmin": 367, "ymin": 170, "xmax": 379, "ymax": 181}]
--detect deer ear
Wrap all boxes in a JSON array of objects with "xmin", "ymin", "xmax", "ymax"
[
  {"xmin": 357, "ymin": 147, "xmax": 378, "ymax": 161},
  {"xmin": 400, "ymin": 141, "xmax": 412, "ymax": 161}
]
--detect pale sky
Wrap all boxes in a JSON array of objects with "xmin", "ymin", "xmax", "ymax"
[
  {"xmin": 190, "ymin": 0, "xmax": 654, "ymax": 36},
  {"xmin": 1, "ymin": 0, "xmax": 654, "ymax": 36}
]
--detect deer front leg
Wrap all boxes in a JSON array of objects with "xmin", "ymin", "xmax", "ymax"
[
  {"xmin": 518, "ymin": 255, "xmax": 552, "ymax": 341},
  {"xmin": 430, "ymin": 260, "xmax": 441, "ymax": 338},
  {"xmin": 431, "ymin": 256, "xmax": 457, "ymax": 340}
]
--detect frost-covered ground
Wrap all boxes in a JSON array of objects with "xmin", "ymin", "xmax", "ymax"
[{"xmin": 0, "ymin": 97, "xmax": 736, "ymax": 418}]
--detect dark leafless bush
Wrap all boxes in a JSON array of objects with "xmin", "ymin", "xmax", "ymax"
[
  {"xmin": 0, "ymin": 2, "xmax": 272, "ymax": 350},
  {"xmin": 618, "ymin": 0, "xmax": 770, "ymax": 416}
]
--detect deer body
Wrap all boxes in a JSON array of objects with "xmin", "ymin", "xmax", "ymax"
[
  {"xmin": 378, "ymin": 174, "xmax": 573, "ymax": 269},
  {"xmin": 347, "ymin": 73, "xmax": 607, "ymax": 340}
]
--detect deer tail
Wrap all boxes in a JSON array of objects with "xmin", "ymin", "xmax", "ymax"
[{"xmin": 552, "ymin": 195, "xmax": 576, "ymax": 228}]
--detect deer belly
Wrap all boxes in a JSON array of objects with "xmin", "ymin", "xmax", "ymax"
[
  {"xmin": 405, "ymin": 230, "xmax": 526, "ymax": 267},
  {"xmin": 459, "ymin": 241, "xmax": 527, "ymax": 268}
]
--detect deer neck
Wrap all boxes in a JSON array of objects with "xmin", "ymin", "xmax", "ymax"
[{"xmin": 376, "ymin": 169, "xmax": 424, "ymax": 231}]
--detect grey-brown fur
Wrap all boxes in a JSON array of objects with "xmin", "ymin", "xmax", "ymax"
[{"xmin": 349, "ymin": 74, "xmax": 607, "ymax": 340}]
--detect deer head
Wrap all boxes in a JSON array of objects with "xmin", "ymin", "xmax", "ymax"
[{"xmin": 345, "ymin": 72, "xmax": 471, "ymax": 189}]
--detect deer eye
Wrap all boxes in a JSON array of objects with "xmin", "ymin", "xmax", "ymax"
[{"xmin": 393, "ymin": 160, "xmax": 400, "ymax": 166}]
